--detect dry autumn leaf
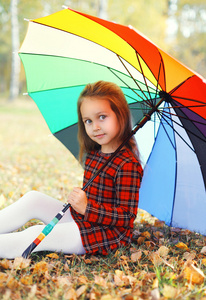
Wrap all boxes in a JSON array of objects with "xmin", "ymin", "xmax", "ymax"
[
  {"xmin": 13, "ymin": 257, "xmax": 31, "ymax": 269},
  {"xmin": 200, "ymin": 246, "xmax": 206, "ymax": 255},
  {"xmin": 183, "ymin": 252, "xmax": 196, "ymax": 261},
  {"xmin": 57, "ymin": 276, "xmax": 72, "ymax": 289},
  {"xmin": 100, "ymin": 295, "xmax": 113, "ymax": 300},
  {"xmin": 157, "ymin": 246, "xmax": 169, "ymax": 258},
  {"xmin": 152, "ymin": 277, "xmax": 159, "ymax": 289},
  {"xmin": 202, "ymin": 258, "xmax": 206, "ymax": 266},
  {"xmin": 137, "ymin": 236, "xmax": 145, "ymax": 245},
  {"xmin": 183, "ymin": 262, "xmax": 205, "ymax": 285},
  {"xmin": 131, "ymin": 250, "xmax": 142, "ymax": 262},
  {"xmin": 7, "ymin": 277, "xmax": 19, "ymax": 290},
  {"xmin": 154, "ymin": 220, "xmax": 165, "ymax": 227},
  {"xmin": 175, "ymin": 242, "xmax": 189, "ymax": 250},
  {"xmin": 0, "ymin": 272, "xmax": 8, "ymax": 284},
  {"xmin": 151, "ymin": 288, "xmax": 160, "ymax": 300},
  {"xmin": 46, "ymin": 253, "xmax": 59, "ymax": 259},
  {"xmin": 20, "ymin": 275, "xmax": 33, "ymax": 285},
  {"xmin": 162, "ymin": 284, "xmax": 178, "ymax": 298},
  {"xmin": 0, "ymin": 259, "xmax": 13, "ymax": 269},
  {"xmin": 76, "ymin": 285, "xmax": 87, "ymax": 298},
  {"xmin": 33, "ymin": 261, "xmax": 48, "ymax": 275},
  {"xmin": 150, "ymin": 252, "xmax": 163, "ymax": 267},
  {"xmin": 141, "ymin": 231, "xmax": 151, "ymax": 238},
  {"xmin": 64, "ymin": 288, "xmax": 76, "ymax": 300},
  {"xmin": 153, "ymin": 231, "xmax": 164, "ymax": 239}
]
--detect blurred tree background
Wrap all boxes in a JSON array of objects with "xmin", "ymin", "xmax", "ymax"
[{"xmin": 0, "ymin": 0, "xmax": 205, "ymax": 101}]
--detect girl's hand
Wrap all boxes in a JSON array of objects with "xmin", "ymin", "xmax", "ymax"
[{"xmin": 67, "ymin": 187, "xmax": 87, "ymax": 215}]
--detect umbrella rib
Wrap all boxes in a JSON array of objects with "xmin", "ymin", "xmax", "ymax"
[
  {"xmin": 162, "ymin": 107, "xmax": 206, "ymax": 126},
  {"xmin": 156, "ymin": 111, "xmax": 176, "ymax": 150},
  {"xmin": 158, "ymin": 110, "xmax": 197, "ymax": 152},
  {"xmin": 117, "ymin": 55, "xmax": 151, "ymax": 103},
  {"xmin": 162, "ymin": 108, "xmax": 206, "ymax": 143},
  {"xmin": 136, "ymin": 52, "xmax": 154, "ymax": 105},
  {"xmin": 172, "ymin": 96, "xmax": 206, "ymax": 106},
  {"xmin": 166, "ymin": 104, "xmax": 206, "ymax": 110},
  {"xmin": 108, "ymin": 66, "xmax": 152, "ymax": 105},
  {"xmin": 154, "ymin": 59, "xmax": 163, "ymax": 103}
]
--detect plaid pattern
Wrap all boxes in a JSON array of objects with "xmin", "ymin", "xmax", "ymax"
[{"xmin": 71, "ymin": 148, "xmax": 143, "ymax": 255}]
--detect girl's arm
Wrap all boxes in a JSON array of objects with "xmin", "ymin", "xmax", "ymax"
[{"xmin": 84, "ymin": 162, "xmax": 143, "ymax": 227}]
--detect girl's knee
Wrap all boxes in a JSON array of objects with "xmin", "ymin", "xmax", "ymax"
[{"xmin": 22, "ymin": 190, "xmax": 40, "ymax": 199}]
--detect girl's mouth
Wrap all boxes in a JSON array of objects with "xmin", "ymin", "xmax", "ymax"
[{"xmin": 95, "ymin": 134, "xmax": 105, "ymax": 139}]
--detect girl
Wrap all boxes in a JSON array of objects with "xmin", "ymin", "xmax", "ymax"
[{"xmin": 0, "ymin": 81, "xmax": 143, "ymax": 258}]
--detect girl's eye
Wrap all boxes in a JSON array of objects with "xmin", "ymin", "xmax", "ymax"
[
  {"xmin": 84, "ymin": 119, "xmax": 92, "ymax": 125},
  {"xmin": 99, "ymin": 115, "xmax": 106, "ymax": 120}
]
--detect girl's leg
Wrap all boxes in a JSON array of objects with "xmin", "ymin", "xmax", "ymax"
[
  {"xmin": 0, "ymin": 222, "xmax": 86, "ymax": 259},
  {"xmin": 0, "ymin": 191, "xmax": 73, "ymax": 234}
]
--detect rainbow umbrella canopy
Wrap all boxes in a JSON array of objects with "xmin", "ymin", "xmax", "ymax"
[{"xmin": 19, "ymin": 8, "xmax": 206, "ymax": 235}]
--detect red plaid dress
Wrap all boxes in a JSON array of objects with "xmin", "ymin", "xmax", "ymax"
[{"xmin": 71, "ymin": 148, "xmax": 143, "ymax": 255}]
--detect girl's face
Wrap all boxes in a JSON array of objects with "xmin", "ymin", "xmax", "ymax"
[{"xmin": 80, "ymin": 97, "xmax": 121, "ymax": 153}]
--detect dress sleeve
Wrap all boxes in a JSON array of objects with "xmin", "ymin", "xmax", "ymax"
[{"xmin": 83, "ymin": 161, "xmax": 143, "ymax": 227}]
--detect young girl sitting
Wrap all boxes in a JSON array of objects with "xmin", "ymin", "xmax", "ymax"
[{"xmin": 0, "ymin": 81, "xmax": 143, "ymax": 258}]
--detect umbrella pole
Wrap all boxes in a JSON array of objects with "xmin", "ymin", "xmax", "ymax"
[{"xmin": 22, "ymin": 97, "xmax": 165, "ymax": 258}]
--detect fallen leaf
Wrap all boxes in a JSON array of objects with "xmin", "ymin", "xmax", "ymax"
[
  {"xmin": 57, "ymin": 276, "xmax": 72, "ymax": 289},
  {"xmin": 84, "ymin": 258, "xmax": 92, "ymax": 264},
  {"xmin": 184, "ymin": 262, "xmax": 205, "ymax": 285},
  {"xmin": 94, "ymin": 275, "xmax": 107, "ymax": 287},
  {"xmin": 162, "ymin": 284, "xmax": 178, "ymax": 298},
  {"xmin": 7, "ymin": 277, "xmax": 19, "ymax": 290},
  {"xmin": 151, "ymin": 288, "xmax": 160, "ymax": 300},
  {"xmin": 152, "ymin": 277, "xmax": 159, "ymax": 289},
  {"xmin": 46, "ymin": 253, "xmax": 59, "ymax": 259},
  {"xmin": 0, "ymin": 259, "xmax": 13, "ymax": 269},
  {"xmin": 183, "ymin": 252, "xmax": 196, "ymax": 261},
  {"xmin": 153, "ymin": 231, "xmax": 164, "ymax": 239},
  {"xmin": 64, "ymin": 288, "xmax": 76, "ymax": 300},
  {"xmin": 200, "ymin": 246, "xmax": 206, "ymax": 255},
  {"xmin": 120, "ymin": 255, "xmax": 129, "ymax": 261},
  {"xmin": 76, "ymin": 285, "xmax": 87, "ymax": 298},
  {"xmin": 145, "ymin": 241, "xmax": 156, "ymax": 250},
  {"xmin": 13, "ymin": 257, "xmax": 31, "ymax": 269},
  {"xmin": 21, "ymin": 275, "xmax": 33, "ymax": 285},
  {"xmin": 150, "ymin": 252, "xmax": 162, "ymax": 267},
  {"xmin": 27, "ymin": 284, "xmax": 37, "ymax": 299},
  {"xmin": 202, "ymin": 258, "xmax": 206, "ymax": 266},
  {"xmin": 141, "ymin": 231, "xmax": 151, "ymax": 238},
  {"xmin": 137, "ymin": 236, "xmax": 145, "ymax": 245},
  {"xmin": 131, "ymin": 250, "xmax": 142, "ymax": 262},
  {"xmin": 100, "ymin": 295, "xmax": 113, "ymax": 300},
  {"xmin": 176, "ymin": 242, "xmax": 189, "ymax": 251},
  {"xmin": 78, "ymin": 275, "xmax": 88, "ymax": 285},
  {"xmin": 0, "ymin": 272, "xmax": 8, "ymax": 284},
  {"xmin": 33, "ymin": 261, "xmax": 48, "ymax": 275},
  {"xmin": 154, "ymin": 220, "xmax": 165, "ymax": 227},
  {"xmin": 64, "ymin": 262, "xmax": 70, "ymax": 272},
  {"xmin": 157, "ymin": 246, "xmax": 169, "ymax": 258}
]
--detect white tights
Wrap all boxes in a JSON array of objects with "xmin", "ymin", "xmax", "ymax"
[{"xmin": 0, "ymin": 191, "xmax": 86, "ymax": 259}]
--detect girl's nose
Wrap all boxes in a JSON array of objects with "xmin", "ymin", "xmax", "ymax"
[{"xmin": 93, "ymin": 122, "xmax": 100, "ymax": 131}]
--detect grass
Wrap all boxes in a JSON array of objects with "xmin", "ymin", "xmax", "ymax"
[{"xmin": 0, "ymin": 97, "xmax": 206, "ymax": 299}]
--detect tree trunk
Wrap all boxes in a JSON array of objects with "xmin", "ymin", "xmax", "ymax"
[{"xmin": 9, "ymin": 0, "xmax": 20, "ymax": 101}]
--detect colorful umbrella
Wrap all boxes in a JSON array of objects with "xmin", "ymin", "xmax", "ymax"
[{"xmin": 19, "ymin": 7, "xmax": 206, "ymax": 246}]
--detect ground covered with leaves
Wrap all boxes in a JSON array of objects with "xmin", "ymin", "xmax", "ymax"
[{"xmin": 0, "ymin": 98, "xmax": 206, "ymax": 299}]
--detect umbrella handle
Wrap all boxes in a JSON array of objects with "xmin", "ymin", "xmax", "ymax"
[{"xmin": 22, "ymin": 202, "xmax": 71, "ymax": 258}]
